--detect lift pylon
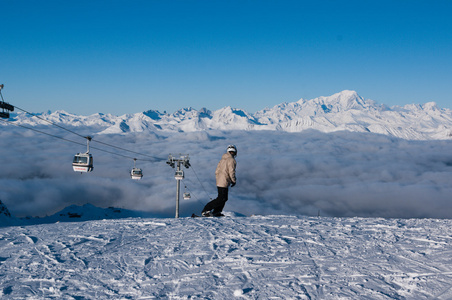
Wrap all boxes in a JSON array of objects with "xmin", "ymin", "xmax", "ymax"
[
  {"xmin": 167, "ymin": 154, "xmax": 190, "ymax": 218},
  {"xmin": 0, "ymin": 84, "xmax": 14, "ymax": 119}
]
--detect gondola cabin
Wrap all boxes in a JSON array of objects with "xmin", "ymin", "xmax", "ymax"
[
  {"xmin": 131, "ymin": 168, "xmax": 143, "ymax": 180},
  {"xmin": 183, "ymin": 192, "xmax": 191, "ymax": 200},
  {"xmin": 72, "ymin": 153, "xmax": 93, "ymax": 173}
]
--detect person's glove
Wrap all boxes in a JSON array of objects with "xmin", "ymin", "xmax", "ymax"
[{"xmin": 230, "ymin": 182, "xmax": 236, "ymax": 187}]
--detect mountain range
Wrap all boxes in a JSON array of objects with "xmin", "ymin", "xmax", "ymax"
[{"xmin": 7, "ymin": 90, "xmax": 452, "ymax": 140}]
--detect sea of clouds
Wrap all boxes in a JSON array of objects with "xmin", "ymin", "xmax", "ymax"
[{"xmin": 1, "ymin": 125, "xmax": 452, "ymax": 219}]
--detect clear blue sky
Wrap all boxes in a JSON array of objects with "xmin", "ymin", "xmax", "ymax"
[{"xmin": 1, "ymin": 0, "xmax": 451, "ymax": 115}]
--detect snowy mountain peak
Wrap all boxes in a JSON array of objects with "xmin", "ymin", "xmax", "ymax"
[
  {"xmin": 198, "ymin": 107, "xmax": 211, "ymax": 115},
  {"xmin": 312, "ymin": 90, "xmax": 360, "ymax": 103},
  {"xmin": 215, "ymin": 106, "xmax": 252, "ymax": 119},
  {"xmin": 143, "ymin": 110, "xmax": 163, "ymax": 120},
  {"xmin": 423, "ymin": 102, "xmax": 439, "ymax": 111},
  {"xmin": 298, "ymin": 90, "xmax": 369, "ymax": 113},
  {"xmin": 212, "ymin": 106, "xmax": 260, "ymax": 129},
  {"xmin": 325, "ymin": 90, "xmax": 366, "ymax": 109}
]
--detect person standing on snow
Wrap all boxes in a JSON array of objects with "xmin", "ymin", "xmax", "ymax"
[{"xmin": 201, "ymin": 145, "xmax": 237, "ymax": 217}]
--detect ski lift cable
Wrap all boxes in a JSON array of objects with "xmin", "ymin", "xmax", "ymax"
[
  {"xmin": 89, "ymin": 144, "xmax": 140, "ymax": 160},
  {"xmin": 182, "ymin": 179, "xmax": 207, "ymax": 206},
  {"xmin": 0, "ymin": 118, "xmax": 155, "ymax": 161},
  {"xmin": 89, "ymin": 139, "xmax": 164, "ymax": 162},
  {"xmin": 11, "ymin": 104, "xmax": 165, "ymax": 162},
  {"xmin": 189, "ymin": 165, "xmax": 214, "ymax": 200},
  {"xmin": 13, "ymin": 105, "xmax": 87, "ymax": 140},
  {"xmin": 0, "ymin": 118, "xmax": 88, "ymax": 148}
]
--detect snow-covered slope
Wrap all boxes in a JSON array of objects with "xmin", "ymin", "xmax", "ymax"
[
  {"xmin": 6, "ymin": 91, "xmax": 452, "ymax": 140},
  {"xmin": 1, "ymin": 215, "xmax": 452, "ymax": 299}
]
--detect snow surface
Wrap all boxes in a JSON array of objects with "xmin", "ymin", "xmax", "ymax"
[{"xmin": 2, "ymin": 214, "xmax": 452, "ymax": 299}]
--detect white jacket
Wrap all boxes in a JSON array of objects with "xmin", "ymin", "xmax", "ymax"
[{"xmin": 215, "ymin": 152, "xmax": 236, "ymax": 188}]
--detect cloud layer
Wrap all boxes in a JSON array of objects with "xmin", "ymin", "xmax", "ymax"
[{"xmin": 1, "ymin": 125, "xmax": 452, "ymax": 219}]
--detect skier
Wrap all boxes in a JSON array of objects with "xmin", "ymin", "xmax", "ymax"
[{"xmin": 201, "ymin": 145, "xmax": 237, "ymax": 217}]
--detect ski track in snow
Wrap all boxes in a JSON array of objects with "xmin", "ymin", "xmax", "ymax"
[{"xmin": 1, "ymin": 215, "xmax": 452, "ymax": 299}]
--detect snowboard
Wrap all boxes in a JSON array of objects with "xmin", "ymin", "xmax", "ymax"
[{"xmin": 191, "ymin": 213, "xmax": 224, "ymax": 218}]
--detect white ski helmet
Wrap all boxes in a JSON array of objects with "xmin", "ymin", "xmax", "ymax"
[{"xmin": 227, "ymin": 144, "xmax": 237, "ymax": 155}]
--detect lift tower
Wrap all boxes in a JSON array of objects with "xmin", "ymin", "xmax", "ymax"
[
  {"xmin": 166, "ymin": 154, "xmax": 190, "ymax": 218},
  {"xmin": 0, "ymin": 84, "xmax": 14, "ymax": 119}
]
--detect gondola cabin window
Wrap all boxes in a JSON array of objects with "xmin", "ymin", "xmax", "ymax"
[{"xmin": 73, "ymin": 156, "xmax": 88, "ymax": 164}]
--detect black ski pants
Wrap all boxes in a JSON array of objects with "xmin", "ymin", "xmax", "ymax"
[{"xmin": 202, "ymin": 187, "xmax": 228, "ymax": 214}]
